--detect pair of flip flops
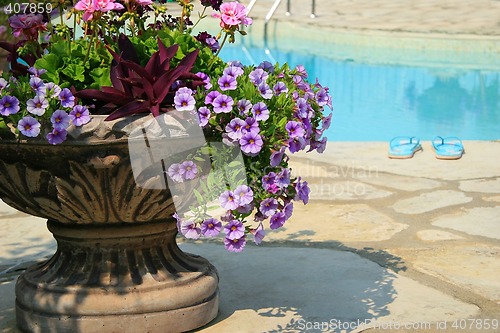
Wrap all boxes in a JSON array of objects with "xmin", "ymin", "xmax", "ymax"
[{"xmin": 388, "ymin": 136, "xmax": 464, "ymax": 160}]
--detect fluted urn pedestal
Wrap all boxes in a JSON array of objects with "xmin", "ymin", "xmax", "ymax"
[{"xmin": 0, "ymin": 115, "xmax": 218, "ymax": 333}]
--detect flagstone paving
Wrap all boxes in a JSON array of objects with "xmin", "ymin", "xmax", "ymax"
[{"xmin": 1, "ymin": 141, "xmax": 499, "ymax": 332}]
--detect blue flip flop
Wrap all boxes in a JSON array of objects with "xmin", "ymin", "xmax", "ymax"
[
  {"xmin": 432, "ymin": 136, "xmax": 464, "ymax": 160},
  {"xmin": 388, "ymin": 136, "xmax": 422, "ymax": 159}
]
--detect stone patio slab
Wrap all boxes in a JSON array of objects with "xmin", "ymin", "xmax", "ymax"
[
  {"xmin": 392, "ymin": 245, "xmax": 500, "ymax": 304},
  {"xmin": 181, "ymin": 244, "xmax": 478, "ymax": 333},
  {"xmin": 268, "ymin": 203, "xmax": 408, "ymax": 243},
  {"xmin": 391, "ymin": 190, "xmax": 473, "ymax": 215},
  {"xmin": 432, "ymin": 207, "xmax": 500, "ymax": 240},
  {"xmin": 353, "ymin": 172, "xmax": 443, "ymax": 192},
  {"xmin": 459, "ymin": 178, "xmax": 500, "ymax": 194},
  {"xmin": 416, "ymin": 229, "xmax": 465, "ymax": 242},
  {"xmin": 308, "ymin": 180, "xmax": 393, "ymax": 201}
]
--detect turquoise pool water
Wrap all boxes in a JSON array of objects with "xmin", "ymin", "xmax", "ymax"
[{"xmin": 219, "ymin": 43, "xmax": 500, "ymax": 142}]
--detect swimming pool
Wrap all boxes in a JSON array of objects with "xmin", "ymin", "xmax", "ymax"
[{"xmin": 219, "ymin": 39, "xmax": 500, "ymax": 142}]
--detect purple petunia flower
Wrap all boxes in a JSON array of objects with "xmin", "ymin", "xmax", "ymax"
[
  {"xmin": 167, "ymin": 163, "xmax": 183, "ymax": 183},
  {"xmin": 180, "ymin": 220, "xmax": 201, "ymax": 239},
  {"xmin": 288, "ymin": 136, "xmax": 306, "ymax": 153},
  {"xmin": 219, "ymin": 190, "xmax": 239, "ymax": 210},
  {"xmin": 69, "ymin": 105, "xmax": 91, "ymax": 126},
  {"xmin": 50, "ymin": 109, "xmax": 70, "ymax": 130},
  {"xmin": 270, "ymin": 147, "xmax": 286, "ymax": 167},
  {"xmin": 26, "ymin": 95, "xmax": 49, "ymax": 116},
  {"xmin": 313, "ymin": 137, "xmax": 328, "ymax": 154},
  {"xmin": 44, "ymin": 82, "xmax": 61, "ymax": 98},
  {"xmin": 243, "ymin": 117, "xmax": 260, "ymax": 135},
  {"xmin": 236, "ymin": 99, "xmax": 252, "ymax": 115},
  {"xmin": 234, "ymin": 185, "xmax": 253, "ymax": 206},
  {"xmin": 259, "ymin": 197, "xmax": 278, "ymax": 217},
  {"xmin": 224, "ymin": 220, "xmax": 245, "ymax": 240},
  {"xmin": 28, "ymin": 67, "xmax": 47, "ymax": 77},
  {"xmin": 262, "ymin": 172, "xmax": 276, "ymax": 189},
  {"xmin": 29, "ymin": 77, "xmax": 45, "ymax": 94},
  {"xmin": 258, "ymin": 83, "xmax": 273, "ymax": 99},
  {"xmin": 295, "ymin": 98, "xmax": 310, "ymax": 119},
  {"xmin": 0, "ymin": 95, "xmax": 20, "ymax": 116},
  {"xmin": 205, "ymin": 37, "xmax": 220, "ymax": 52},
  {"xmin": 237, "ymin": 203, "xmax": 254, "ymax": 214},
  {"xmin": 59, "ymin": 88, "xmax": 75, "ymax": 108},
  {"xmin": 275, "ymin": 168, "xmax": 291, "ymax": 188},
  {"xmin": 285, "ymin": 120, "xmax": 305, "ymax": 138},
  {"xmin": 0, "ymin": 78, "xmax": 8, "ymax": 92},
  {"xmin": 251, "ymin": 102, "xmax": 269, "ymax": 122},
  {"xmin": 196, "ymin": 72, "xmax": 212, "ymax": 90},
  {"xmin": 218, "ymin": 74, "xmax": 237, "ymax": 91},
  {"xmin": 174, "ymin": 88, "xmax": 195, "ymax": 111},
  {"xmin": 221, "ymin": 210, "xmax": 235, "ymax": 222},
  {"xmin": 223, "ymin": 65, "xmax": 244, "ymax": 78},
  {"xmin": 269, "ymin": 212, "xmax": 286, "ymax": 230},
  {"xmin": 295, "ymin": 64, "xmax": 308, "ymax": 78},
  {"xmin": 266, "ymin": 183, "xmax": 280, "ymax": 194},
  {"xmin": 17, "ymin": 116, "xmax": 40, "ymax": 137},
  {"xmin": 273, "ymin": 81, "xmax": 288, "ymax": 96},
  {"xmin": 251, "ymin": 224, "xmax": 265, "ymax": 245},
  {"xmin": 224, "ymin": 235, "xmax": 246, "ymax": 252},
  {"xmin": 212, "ymin": 94, "xmax": 234, "ymax": 113},
  {"xmin": 284, "ymin": 201, "xmax": 294, "ymax": 220},
  {"xmin": 201, "ymin": 218, "xmax": 222, "ymax": 237},
  {"xmin": 180, "ymin": 160, "xmax": 197, "ymax": 180},
  {"xmin": 239, "ymin": 132, "xmax": 263, "ymax": 156},
  {"xmin": 225, "ymin": 118, "xmax": 246, "ymax": 140},
  {"xmin": 46, "ymin": 128, "xmax": 68, "ymax": 145},
  {"xmin": 322, "ymin": 113, "xmax": 333, "ymax": 131},
  {"xmin": 197, "ymin": 106, "xmax": 211, "ymax": 127},
  {"xmin": 316, "ymin": 88, "xmax": 331, "ymax": 107},
  {"xmin": 249, "ymin": 68, "xmax": 268, "ymax": 86},
  {"xmin": 316, "ymin": 138, "xmax": 328, "ymax": 154},
  {"xmin": 295, "ymin": 178, "xmax": 310, "ymax": 204},
  {"xmin": 258, "ymin": 61, "xmax": 274, "ymax": 73},
  {"xmin": 227, "ymin": 60, "xmax": 243, "ymax": 68},
  {"xmin": 302, "ymin": 117, "xmax": 313, "ymax": 135},
  {"xmin": 173, "ymin": 213, "xmax": 182, "ymax": 232},
  {"xmin": 204, "ymin": 90, "xmax": 221, "ymax": 105}
]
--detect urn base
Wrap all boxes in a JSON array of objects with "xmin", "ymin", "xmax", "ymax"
[{"xmin": 15, "ymin": 220, "xmax": 219, "ymax": 333}]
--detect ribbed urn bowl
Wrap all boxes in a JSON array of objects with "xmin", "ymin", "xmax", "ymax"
[{"xmin": 0, "ymin": 114, "xmax": 219, "ymax": 333}]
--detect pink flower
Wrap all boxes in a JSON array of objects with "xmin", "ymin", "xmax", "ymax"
[
  {"xmin": 75, "ymin": 0, "xmax": 125, "ymax": 21},
  {"xmin": 212, "ymin": 2, "xmax": 252, "ymax": 29}
]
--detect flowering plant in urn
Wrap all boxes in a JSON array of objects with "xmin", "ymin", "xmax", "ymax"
[{"xmin": 0, "ymin": 0, "xmax": 332, "ymax": 253}]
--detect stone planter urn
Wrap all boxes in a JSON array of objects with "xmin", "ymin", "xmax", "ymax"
[{"xmin": 0, "ymin": 115, "xmax": 219, "ymax": 333}]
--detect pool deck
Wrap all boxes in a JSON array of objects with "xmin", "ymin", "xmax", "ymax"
[{"xmin": 2, "ymin": 1, "xmax": 500, "ymax": 332}]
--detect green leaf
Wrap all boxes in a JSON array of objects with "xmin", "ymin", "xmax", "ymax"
[
  {"xmin": 277, "ymin": 116, "xmax": 288, "ymax": 129},
  {"xmin": 193, "ymin": 156, "xmax": 205, "ymax": 162},
  {"xmin": 227, "ymin": 161, "xmax": 241, "ymax": 168},
  {"xmin": 50, "ymin": 40, "xmax": 70, "ymax": 57},
  {"xmin": 35, "ymin": 54, "xmax": 61, "ymax": 83},
  {"xmin": 193, "ymin": 189, "xmax": 204, "ymax": 204},
  {"xmin": 90, "ymin": 67, "xmax": 112, "ymax": 87},
  {"xmin": 62, "ymin": 64, "xmax": 86, "ymax": 82}
]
